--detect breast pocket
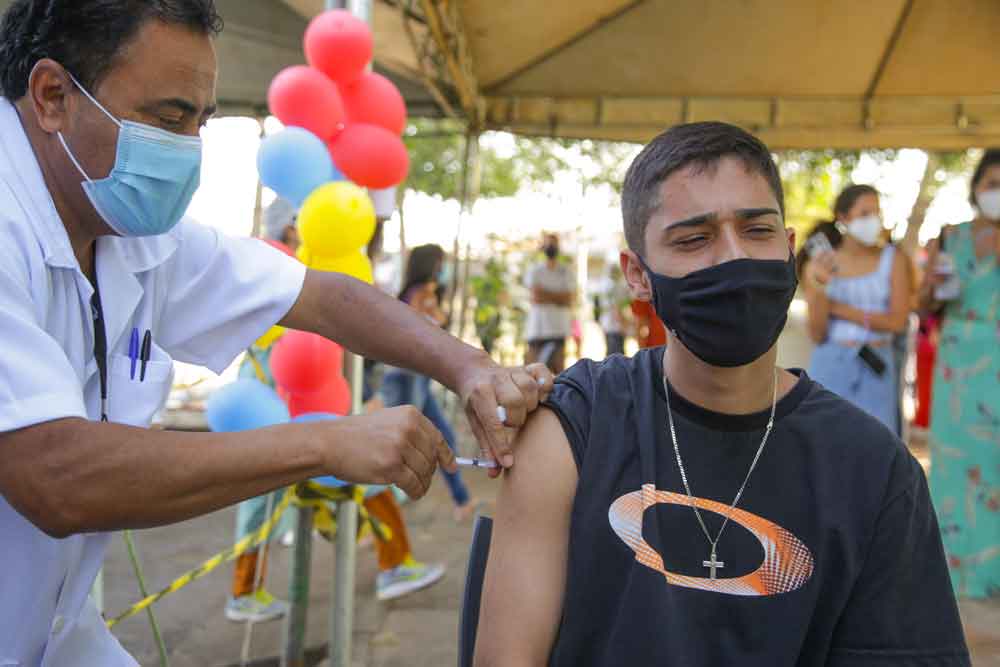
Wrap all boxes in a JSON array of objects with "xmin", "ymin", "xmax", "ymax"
[{"xmin": 108, "ymin": 344, "xmax": 175, "ymax": 427}]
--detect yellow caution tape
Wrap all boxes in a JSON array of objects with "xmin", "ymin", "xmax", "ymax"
[{"xmin": 106, "ymin": 481, "xmax": 388, "ymax": 628}]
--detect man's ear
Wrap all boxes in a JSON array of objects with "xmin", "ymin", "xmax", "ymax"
[
  {"xmin": 786, "ymin": 226, "xmax": 797, "ymax": 258},
  {"xmin": 25, "ymin": 59, "xmax": 74, "ymax": 135},
  {"xmin": 620, "ymin": 250, "xmax": 652, "ymax": 302}
]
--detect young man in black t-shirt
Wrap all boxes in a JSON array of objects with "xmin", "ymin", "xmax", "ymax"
[{"xmin": 475, "ymin": 122, "xmax": 970, "ymax": 666}]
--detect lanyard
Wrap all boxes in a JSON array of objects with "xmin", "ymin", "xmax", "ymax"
[{"xmin": 91, "ymin": 270, "xmax": 109, "ymax": 422}]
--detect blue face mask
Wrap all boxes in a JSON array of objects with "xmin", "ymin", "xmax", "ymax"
[
  {"xmin": 438, "ymin": 263, "xmax": 453, "ymax": 286},
  {"xmin": 57, "ymin": 74, "xmax": 202, "ymax": 237}
]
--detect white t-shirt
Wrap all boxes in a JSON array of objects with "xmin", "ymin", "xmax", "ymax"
[
  {"xmin": 0, "ymin": 97, "xmax": 306, "ymax": 666},
  {"xmin": 524, "ymin": 261, "xmax": 575, "ymax": 342}
]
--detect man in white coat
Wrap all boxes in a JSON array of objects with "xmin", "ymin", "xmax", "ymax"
[{"xmin": 0, "ymin": 2, "xmax": 551, "ymax": 664}]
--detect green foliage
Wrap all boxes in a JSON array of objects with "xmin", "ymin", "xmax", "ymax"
[
  {"xmin": 469, "ymin": 257, "xmax": 509, "ymax": 354},
  {"xmin": 402, "ymin": 119, "xmax": 636, "ymax": 202},
  {"xmin": 403, "ymin": 119, "xmax": 520, "ymax": 200}
]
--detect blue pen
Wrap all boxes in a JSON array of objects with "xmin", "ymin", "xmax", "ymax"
[{"xmin": 128, "ymin": 327, "xmax": 140, "ymax": 380}]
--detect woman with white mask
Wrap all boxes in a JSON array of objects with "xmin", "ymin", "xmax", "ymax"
[
  {"xmin": 919, "ymin": 149, "xmax": 1000, "ymax": 601},
  {"xmin": 803, "ymin": 184, "xmax": 913, "ymax": 432}
]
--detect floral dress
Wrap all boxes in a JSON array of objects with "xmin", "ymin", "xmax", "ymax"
[{"xmin": 928, "ymin": 222, "xmax": 1000, "ymax": 599}]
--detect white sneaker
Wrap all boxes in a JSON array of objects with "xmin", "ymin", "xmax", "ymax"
[
  {"xmin": 224, "ymin": 589, "xmax": 289, "ymax": 623},
  {"xmin": 375, "ymin": 561, "xmax": 445, "ymax": 601}
]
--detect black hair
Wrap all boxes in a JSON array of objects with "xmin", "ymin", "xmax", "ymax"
[
  {"xmin": 0, "ymin": 0, "xmax": 223, "ymax": 100},
  {"xmin": 970, "ymin": 148, "xmax": 1000, "ymax": 205},
  {"xmin": 831, "ymin": 183, "xmax": 879, "ymax": 222},
  {"xmin": 795, "ymin": 220, "xmax": 843, "ymax": 280},
  {"xmin": 398, "ymin": 244, "xmax": 445, "ymax": 302},
  {"xmin": 621, "ymin": 121, "xmax": 784, "ymax": 255}
]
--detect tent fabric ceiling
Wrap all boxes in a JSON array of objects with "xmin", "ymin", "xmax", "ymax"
[{"xmin": 0, "ymin": 0, "xmax": 996, "ymax": 148}]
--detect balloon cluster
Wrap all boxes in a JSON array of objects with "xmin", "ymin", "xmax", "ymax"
[{"xmin": 258, "ymin": 9, "xmax": 408, "ymax": 285}]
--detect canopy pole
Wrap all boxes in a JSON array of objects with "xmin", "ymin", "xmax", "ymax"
[{"xmin": 323, "ymin": 5, "xmax": 365, "ymax": 667}]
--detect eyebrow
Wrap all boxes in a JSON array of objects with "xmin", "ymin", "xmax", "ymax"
[
  {"xmin": 145, "ymin": 98, "xmax": 217, "ymax": 118},
  {"xmin": 665, "ymin": 207, "xmax": 781, "ymax": 230}
]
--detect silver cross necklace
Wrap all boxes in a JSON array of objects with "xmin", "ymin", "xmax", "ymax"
[{"xmin": 662, "ymin": 367, "xmax": 779, "ymax": 580}]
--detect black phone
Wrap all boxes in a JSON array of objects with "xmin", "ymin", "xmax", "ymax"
[{"xmin": 857, "ymin": 344, "xmax": 887, "ymax": 376}]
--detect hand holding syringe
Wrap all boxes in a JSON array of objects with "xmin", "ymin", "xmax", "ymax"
[{"xmin": 455, "ymin": 406, "xmax": 508, "ymax": 468}]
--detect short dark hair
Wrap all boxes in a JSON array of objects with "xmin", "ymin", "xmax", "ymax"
[
  {"xmin": 621, "ymin": 121, "xmax": 784, "ymax": 254},
  {"xmin": 970, "ymin": 148, "xmax": 1000, "ymax": 205},
  {"xmin": 0, "ymin": 0, "xmax": 223, "ymax": 101}
]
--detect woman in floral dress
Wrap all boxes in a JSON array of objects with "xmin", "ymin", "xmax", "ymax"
[{"xmin": 921, "ymin": 150, "xmax": 1000, "ymax": 599}]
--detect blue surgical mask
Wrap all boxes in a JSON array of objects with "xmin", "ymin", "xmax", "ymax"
[
  {"xmin": 438, "ymin": 263, "xmax": 453, "ymax": 286},
  {"xmin": 57, "ymin": 73, "xmax": 202, "ymax": 237}
]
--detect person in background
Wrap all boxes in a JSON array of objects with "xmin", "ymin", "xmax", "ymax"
[
  {"xmin": 630, "ymin": 298, "xmax": 666, "ymax": 349},
  {"xmin": 919, "ymin": 149, "xmax": 1000, "ymax": 599},
  {"xmin": 524, "ymin": 233, "xmax": 576, "ymax": 373},
  {"xmin": 597, "ymin": 264, "xmax": 631, "ymax": 356},
  {"xmin": 261, "ymin": 196, "xmax": 299, "ymax": 252},
  {"xmin": 803, "ymin": 185, "xmax": 911, "ymax": 432},
  {"xmin": 380, "ymin": 244, "xmax": 481, "ymax": 523}
]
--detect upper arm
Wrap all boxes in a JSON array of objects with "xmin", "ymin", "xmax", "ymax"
[
  {"xmin": 475, "ymin": 408, "xmax": 578, "ymax": 667},
  {"xmin": 158, "ymin": 223, "xmax": 306, "ymax": 372}
]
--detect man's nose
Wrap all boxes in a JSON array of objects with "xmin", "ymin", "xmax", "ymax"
[{"xmin": 716, "ymin": 223, "xmax": 750, "ymax": 264}]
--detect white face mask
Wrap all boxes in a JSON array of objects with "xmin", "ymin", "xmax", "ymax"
[
  {"xmin": 845, "ymin": 214, "xmax": 883, "ymax": 246},
  {"xmin": 975, "ymin": 189, "xmax": 1000, "ymax": 221}
]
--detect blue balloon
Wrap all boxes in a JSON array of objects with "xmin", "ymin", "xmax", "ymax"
[
  {"xmin": 257, "ymin": 127, "xmax": 338, "ymax": 206},
  {"xmin": 206, "ymin": 379, "xmax": 289, "ymax": 433}
]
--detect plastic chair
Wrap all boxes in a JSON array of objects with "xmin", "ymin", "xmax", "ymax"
[{"xmin": 458, "ymin": 515, "xmax": 493, "ymax": 667}]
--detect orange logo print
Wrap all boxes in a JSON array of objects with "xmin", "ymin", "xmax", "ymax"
[{"xmin": 609, "ymin": 484, "xmax": 815, "ymax": 596}]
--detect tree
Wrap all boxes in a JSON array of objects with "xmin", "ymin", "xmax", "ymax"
[
  {"xmin": 403, "ymin": 119, "xmax": 520, "ymax": 201},
  {"xmin": 900, "ymin": 151, "xmax": 977, "ymax": 253}
]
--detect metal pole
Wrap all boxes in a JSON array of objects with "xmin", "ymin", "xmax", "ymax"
[
  {"xmin": 322, "ymin": 4, "xmax": 367, "ymax": 666},
  {"xmin": 281, "ymin": 503, "xmax": 314, "ymax": 667}
]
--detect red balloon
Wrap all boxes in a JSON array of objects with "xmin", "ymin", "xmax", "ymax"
[
  {"xmin": 262, "ymin": 238, "xmax": 295, "ymax": 257},
  {"xmin": 304, "ymin": 10, "xmax": 373, "ymax": 85},
  {"xmin": 268, "ymin": 66, "xmax": 345, "ymax": 141},
  {"xmin": 339, "ymin": 72, "xmax": 407, "ymax": 135},
  {"xmin": 329, "ymin": 124, "xmax": 410, "ymax": 189},
  {"xmin": 287, "ymin": 377, "xmax": 351, "ymax": 418},
  {"xmin": 270, "ymin": 331, "xmax": 344, "ymax": 394}
]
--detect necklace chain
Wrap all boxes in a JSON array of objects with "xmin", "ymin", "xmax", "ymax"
[{"xmin": 663, "ymin": 368, "xmax": 779, "ymax": 564}]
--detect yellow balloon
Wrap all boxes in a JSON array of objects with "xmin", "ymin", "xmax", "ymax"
[
  {"xmin": 297, "ymin": 182, "xmax": 376, "ymax": 258},
  {"xmin": 254, "ymin": 325, "xmax": 285, "ymax": 349},
  {"xmin": 295, "ymin": 244, "xmax": 313, "ymax": 267},
  {"xmin": 310, "ymin": 251, "xmax": 374, "ymax": 284}
]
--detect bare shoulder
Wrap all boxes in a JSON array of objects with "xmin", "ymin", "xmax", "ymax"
[{"xmin": 503, "ymin": 407, "xmax": 578, "ymax": 501}]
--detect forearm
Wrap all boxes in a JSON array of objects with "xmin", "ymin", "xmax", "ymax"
[
  {"xmin": 0, "ymin": 418, "xmax": 326, "ymax": 537},
  {"xmin": 284, "ymin": 270, "xmax": 491, "ymax": 393},
  {"xmin": 804, "ymin": 285, "xmax": 832, "ymax": 343},
  {"xmin": 829, "ymin": 301, "xmax": 908, "ymax": 334}
]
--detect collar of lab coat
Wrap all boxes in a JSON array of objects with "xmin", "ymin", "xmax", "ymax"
[{"xmin": 0, "ymin": 97, "xmax": 183, "ymax": 354}]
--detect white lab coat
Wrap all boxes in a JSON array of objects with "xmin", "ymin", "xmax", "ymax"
[{"xmin": 0, "ymin": 98, "xmax": 306, "ymax": 665}]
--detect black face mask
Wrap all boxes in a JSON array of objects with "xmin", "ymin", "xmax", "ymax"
[
  {"xmin": 638, "ymin": 254, "xmax": 797, "ymax": 367},
  {"xmin": 543, "ymin": 244, "xmax": 559, "ymax": 260}
]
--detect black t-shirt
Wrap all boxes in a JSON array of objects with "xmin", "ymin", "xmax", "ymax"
[{"xmin": 543, "ymin": 347, "xmax": 969, "ymax": 666}]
